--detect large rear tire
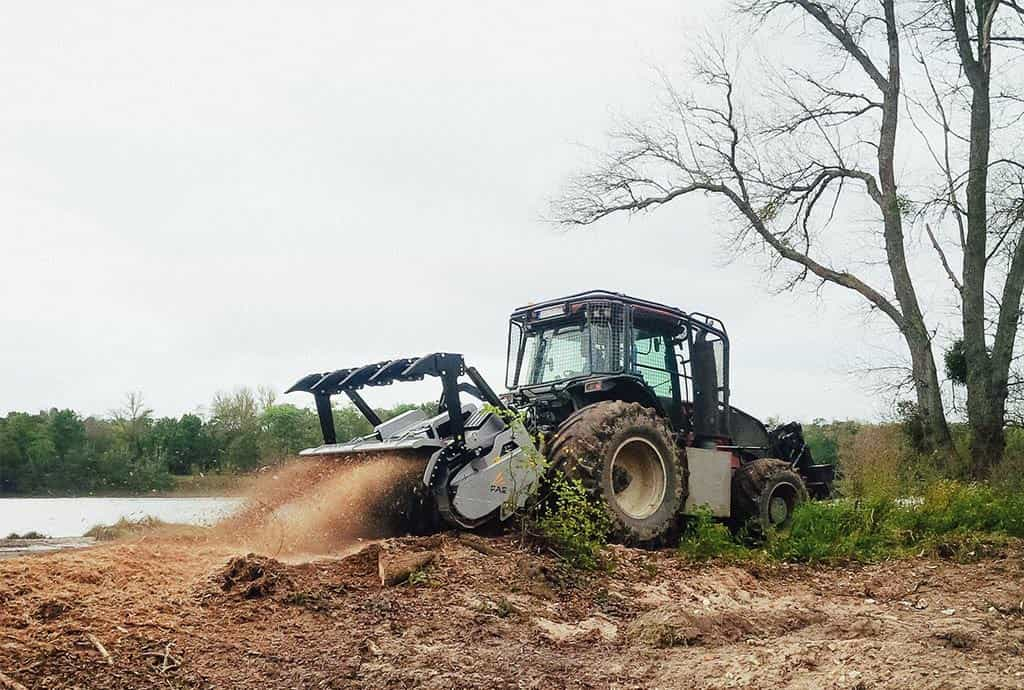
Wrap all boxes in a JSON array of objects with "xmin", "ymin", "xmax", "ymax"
[
  {"xmin": 731, "ymin": 458, "xmax": 808, "ymax": 536},
  {"xmin": 547, "ymin": 401, "xmax": 686, "ymax": 547}
]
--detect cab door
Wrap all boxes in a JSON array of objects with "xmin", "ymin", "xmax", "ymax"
[{"xmin": 631, "ymin": 316, "xmax": 684, "ymax": 428}]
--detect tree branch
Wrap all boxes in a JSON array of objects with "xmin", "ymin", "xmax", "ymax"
[
  {"xmin": 784, "ymin": 0, "xmax": 892, "ymax": 91},
  {"xmin": 925, "ymin": 223, "xmax": 965, "ymax": 292}
]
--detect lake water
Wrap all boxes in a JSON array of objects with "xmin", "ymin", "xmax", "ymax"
[{"xmin": 0, "ymin": 497, "xmax": 244, "ymax": 538}]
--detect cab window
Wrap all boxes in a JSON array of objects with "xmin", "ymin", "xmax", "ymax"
[{"xmin": 633, "ymin": 327, "xmax": 672, "ymax": 396}]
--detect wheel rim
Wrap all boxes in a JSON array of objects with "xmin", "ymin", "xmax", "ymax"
[
  {"xmin": 610, "ymin": 438, "xmax": 668, "ymax": 520},
  {"xmin": 767, "ymin": 481, "xmax": 798, "ymax": 526}
]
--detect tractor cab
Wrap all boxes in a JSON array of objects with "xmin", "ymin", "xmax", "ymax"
[{"xmin": 505, "ymin": 290, "xmax": 730, "ymax": 443}]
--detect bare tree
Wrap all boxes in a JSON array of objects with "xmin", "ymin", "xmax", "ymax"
[
  {"xmin": 890, "ymin": 0, "xmax": 1024, "ymax": 471},
  {"xmin": 938, "ymin": 0, "xmax": 1024, "ymax": 474},
  {"xmin": 256, "ymin": 385, "xmax": 278, "ymax": 411},
  {"xmin": 109, "ymin": 391, "xmax": 153, "ymax": 459},
  {"xmin": 552, "ymin": 0, "xmax": 1023, "ymax": 476},
  {"xmin": 210, "ymin": 387, "xmax": 261, "ymax": 434}
]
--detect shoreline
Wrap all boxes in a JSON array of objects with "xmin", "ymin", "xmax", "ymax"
[
  {"xmin": 0, "ymin": 536, "xmax": 96, "ymax": 559},
  {"xmin": 1, "ymin": 495, "xmax": 244, "ymax": 545},
  {"xmin": 0, "ymin": 474, "xmax": 249, "ymax": 500},
  {"xmin": 0, "ymin": 490, "xmax": 246, "ymax": 499}
]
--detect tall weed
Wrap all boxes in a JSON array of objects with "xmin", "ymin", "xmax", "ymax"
[
  {"xmin": 836, "ymin": 423, "xmax": 947, "ymax": 498},
  {"xmin": 991, "ymin": 428, "xmax": 1024, "ymax": 492},
  {"xmin": 836, "ymin": 425, "xmax": 905, "ymax": 498},
  {"xmin": 766, "ymin": 498, "xmax": 899, "ymax": 563},
  {"xmin": 533, "ymin": 474, "xmax": 611, "ymax": 570},
  {"xmin": 893, "ymin": 481, "xmax": 1024, "ymax": 539}
]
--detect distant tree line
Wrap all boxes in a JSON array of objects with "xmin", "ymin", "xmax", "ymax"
[
  {"xmin": 10, "ymin": 385, "xmax": 1019, "ymax": 497},
  {"xmin": 0, "ymin": 389, "xmax": 432, "ymax": 495}
]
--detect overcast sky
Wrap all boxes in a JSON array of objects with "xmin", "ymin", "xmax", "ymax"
[{"xmin": 0, "ymin": 0, "xmax": 912, "ymax": 423}]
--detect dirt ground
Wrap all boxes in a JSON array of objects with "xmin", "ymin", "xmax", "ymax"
[
  {"xmin": 3, "ymin": 457, "xmax": 1023, "ymax": 689},
  {"xmin": 1, "ymin": 530, "xmax": 1024, "ymax": 690}
]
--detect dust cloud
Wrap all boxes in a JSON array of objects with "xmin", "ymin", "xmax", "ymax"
[{"xmin": 215, "ymin": 453, "xmax": 430, "ymax": 558}]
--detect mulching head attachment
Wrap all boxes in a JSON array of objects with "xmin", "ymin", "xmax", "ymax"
[{"xmin": 286, "ymin": 353, "xmax": 541, "ymax": 531}]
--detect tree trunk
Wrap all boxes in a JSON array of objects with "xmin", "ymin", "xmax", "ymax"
[
  {"xmin": 873, "ymin": 2, "xmax": 955, "ymax": 457},
  {"xmin": 906, "ymin": 323, "xmax": 955, "ymax": 456},
  {"xmin": 970, "ymin": 405, "xmax": 1005, "ymax": 478},
  {"xmin": 957, "ymin": 0, "xmax": 1003, "ymax": 477}
]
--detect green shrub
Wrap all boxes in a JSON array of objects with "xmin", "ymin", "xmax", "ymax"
[
  {"xmin": 4, "ymin": 531, "xmax": 47, "ymax": 540},
  {"xmin": 991, "ymin": 428, "xmax": 1024, "ymax": 492},
  {"xmin": 533, "ymin": 474, "xmax": 610, "ymax": 570},
  {"xmin": 769, "ymin": 481, "xmax": 1024, "ymax": 563},
  {"xmin": 893, "ymin": 480, "xmax": 1024, "ymax": 539},
  {"xmin": 674, "ymin": 481, "xmax": 1024, "ymax": 565}
]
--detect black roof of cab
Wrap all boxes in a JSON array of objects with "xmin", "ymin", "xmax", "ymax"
[
  {"xmin": 509, "ymin": 289, "xmax": 728, "ymax": 340},
  {"xmin": 511, "ymin": 290, "xmax": 687, "ymax": 320}
]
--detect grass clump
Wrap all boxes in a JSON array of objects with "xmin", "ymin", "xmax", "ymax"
[
  {"xmin": 916, "ymin": 532, "xmax": 1010, "ymax": 563},
  {"xmin": 677, "ymin": 509, "xmax": 753, "ymax": 562},
  {"xmin": 406, "ymin": 567, "xmax": 433, "ymax": 587},
  {"xmin": 84, "ymin": 516, "xmax": 169, "ymax": 541},
  {"xmin": 533, "ymin": 474, "xmax": 611, "ymax": 570}
]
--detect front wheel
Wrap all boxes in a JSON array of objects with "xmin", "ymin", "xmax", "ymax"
[{"xmin": 547, "ymin": 401, "xmax": 686, "ymax": 546}]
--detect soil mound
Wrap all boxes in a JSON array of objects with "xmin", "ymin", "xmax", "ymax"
[
  {"xmin": 217, "ymin": 553, "xmax": 289, "ymax": 599},
  {"xmin": 33, "ymin": 599, "xmax": 70, "ymax": 621}
]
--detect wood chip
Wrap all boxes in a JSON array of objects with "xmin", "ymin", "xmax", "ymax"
[
  {"xmin": 86, "ymin": 633, "xmax": 112, "ymax": 665},
  {"xmin": 0, "ymin": 671, "xmax": 29, "ymax": 690}
]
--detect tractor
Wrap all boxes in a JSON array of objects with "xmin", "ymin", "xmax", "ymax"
[{"xmin": 287, "ymin": 290, "xmax": 834, "ymax": 545}]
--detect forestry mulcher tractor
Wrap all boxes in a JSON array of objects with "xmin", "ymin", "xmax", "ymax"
[{"xmin": 287, "ymin": 291, "xmax": 834, "ymax": 545}]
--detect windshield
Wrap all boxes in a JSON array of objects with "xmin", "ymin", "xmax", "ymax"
[
  {"xmin": 520, "ymin": 323, "xmax": 588, "ymax": 385},
  {"xmin": 507, "ymin": 302, "xmax": 625, "ymax": 387}
]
